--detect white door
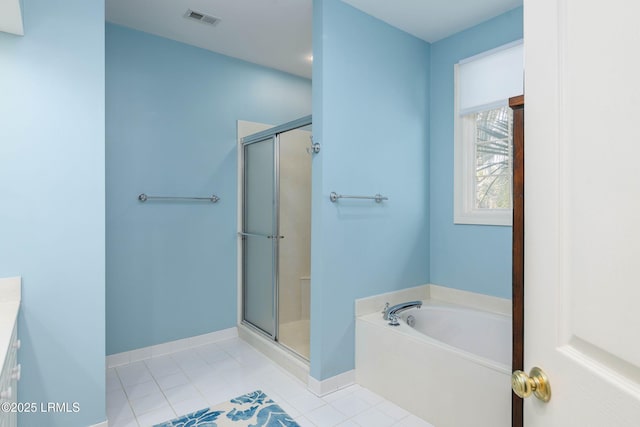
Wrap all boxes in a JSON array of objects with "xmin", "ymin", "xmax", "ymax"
[{"xmin": 523, "ymin": 0, "xmax": 640, "ymax": 425}]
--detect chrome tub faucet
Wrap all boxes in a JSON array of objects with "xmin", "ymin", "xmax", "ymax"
[{"xmin": 383, "ymin": 300, "xmax": 422, "ymax": 326}]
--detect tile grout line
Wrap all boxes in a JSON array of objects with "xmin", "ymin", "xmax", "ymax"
[
  {"xmin": 163, "ymin": 347, "xmax": 217, "ymax": 412},
  {"xmin": 132, "ymin": 360, "xmax": 170, "ymax": 427},
  {"xmin": 111, "ymin": 366, "xmax": 141, "ymax": 427}
]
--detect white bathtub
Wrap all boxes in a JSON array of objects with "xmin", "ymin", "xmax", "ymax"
[{"xmin": 356, "ymin": 300, "xmax": 511, "ymax": 427}]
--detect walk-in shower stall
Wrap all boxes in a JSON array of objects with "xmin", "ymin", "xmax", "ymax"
[{"xmin": 238, "ymin": 115, "xmax": 312, "ymax": 361}]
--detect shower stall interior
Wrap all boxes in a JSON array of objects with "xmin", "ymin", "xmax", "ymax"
[{"xmin": 239, "ymin": 115, "xmax": 312, "ymax": 361}]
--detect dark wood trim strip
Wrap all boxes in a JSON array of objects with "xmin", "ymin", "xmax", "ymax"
[
  {"xmin": 509, "ymin": 95, "xmax": 524, "ymax": 108},
  {"xmin": 510, "ymin": 94, "xmax": 525, "ymax": 427}
]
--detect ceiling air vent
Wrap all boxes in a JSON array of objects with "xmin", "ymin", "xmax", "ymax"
[{"xmin": 184, "ymin": 9, "xmax": 221, "ymax": 26}]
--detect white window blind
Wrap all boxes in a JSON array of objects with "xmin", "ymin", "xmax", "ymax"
[{"xmin": 458, "ymin": 41, "xmax": 524, "ymax": 115}]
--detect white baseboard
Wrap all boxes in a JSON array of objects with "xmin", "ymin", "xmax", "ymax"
[
  {"xmin": 88, "ymin": 421, "xmax": 108, "ymax": 427},
  {"xmin": 106, "ymin": 327, "xmax": 238, "ymax": 368},
  {"xmin": 308, "ymin": 370, "xmax": 356, "ymax": 396}
]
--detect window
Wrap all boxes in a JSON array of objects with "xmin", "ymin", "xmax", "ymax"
[{"xmin": 454, "ymin": 41, "xmax": 523, "ymax": 226}]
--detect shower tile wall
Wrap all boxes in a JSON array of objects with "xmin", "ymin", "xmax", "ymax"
[
  {"xmin": 279, "ymin": 128, "xmax": 312, "ymax": 323},
  {"xmin": 278, "ymin": 128, "xmax": 312, "ymax": 359}
]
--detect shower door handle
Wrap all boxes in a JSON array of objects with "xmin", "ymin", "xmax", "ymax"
[
  {"xmin": 238, "ymin": 232, "xmax": 271, "ymax": 239},
  {"xmin": 238, "ymin": 232, "xmax": 284, "ymax": 239}
]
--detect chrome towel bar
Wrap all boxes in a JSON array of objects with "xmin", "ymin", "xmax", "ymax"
[
  {"xmin": 329, "ymin": 192, "xmax": 388, "ymax": 203},
  {"xmin": 138, "ymin": 193, "xmax": 220, "ymax": 203}
]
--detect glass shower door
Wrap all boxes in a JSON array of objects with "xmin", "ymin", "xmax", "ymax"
[{"xmin": 242, "ymin": 135, "xmax": 278, "ymax": 338}]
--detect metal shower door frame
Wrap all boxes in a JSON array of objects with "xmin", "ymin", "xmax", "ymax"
[
  {"xmin": 241, "ymin": 133, "xmax": 279, "ymax": 340},
  {"xmin": 240, "ymin": 115, "xmax": 312, "ymax": 343}
]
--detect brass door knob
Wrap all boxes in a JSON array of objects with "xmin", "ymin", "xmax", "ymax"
[{"xmin": 511, "ymin": 366, "xmax": 551, "ymax": 402}]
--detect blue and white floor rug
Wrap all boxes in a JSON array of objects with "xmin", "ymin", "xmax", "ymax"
[{"xmin": 154, "ymin": 390, "xmax": 300, "ymax": 427}]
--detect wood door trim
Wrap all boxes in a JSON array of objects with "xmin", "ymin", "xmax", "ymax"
[{"xmin": 510, "ymin": 94, "xmax": 524, "ymax": 427}]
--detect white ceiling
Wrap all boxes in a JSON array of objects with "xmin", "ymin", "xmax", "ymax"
[
  {"xmin": 106, "ymin": 0, "xmax": 313, "ymax": 78},
  {"xmin": 343, "ymin": 0, "xmax": 522, "ymax": 43},
  {"xmin": 106, "ymin": 0, "xmax": 522, "ymax": 80}
]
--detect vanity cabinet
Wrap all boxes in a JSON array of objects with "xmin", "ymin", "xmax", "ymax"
[
  {"xmin": 0, "ymin": 324, "xmax": 18, "ymax": 427},
  {"xmin": 0, "ymin": 278, "xmax": 21, "ymax": 427}
]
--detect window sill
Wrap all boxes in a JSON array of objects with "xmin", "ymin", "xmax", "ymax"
[{"xmin": 454, "ymin": 209, "xmax": 512, "ymax": 226}]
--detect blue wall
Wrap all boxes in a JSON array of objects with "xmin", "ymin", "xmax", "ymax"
[
  {"xmin": 429, "ymin": 7, "xmax": 523, "ymax": 299},
  {"xmin": 311, "ymin": 0, "xmax": 430, "ymax": 380},
  {"xmin": 0, "ymin": 0, "xmax": 105, "ymax": 426},
  {"xmin": 106, "ymin": 25, "xmax": 311, "ymax": 354}
]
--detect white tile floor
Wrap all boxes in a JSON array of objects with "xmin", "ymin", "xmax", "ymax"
[{"xmin": 106, "ymin": 337, "xmax": 434, "ymax": 427}]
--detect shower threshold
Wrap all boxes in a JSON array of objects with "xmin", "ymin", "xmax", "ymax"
[{"xmin": 238, "ymin": 322, "xmax": 310, "ymax": 384}]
